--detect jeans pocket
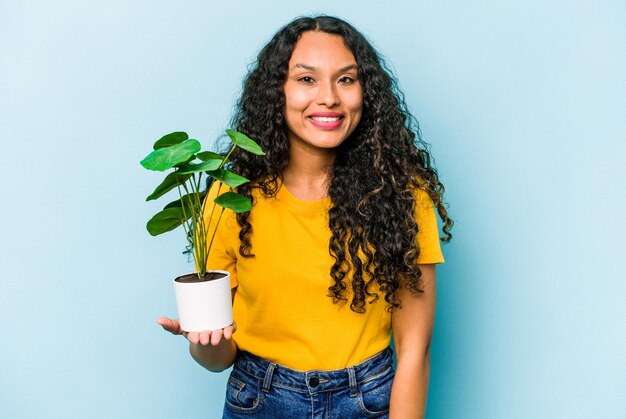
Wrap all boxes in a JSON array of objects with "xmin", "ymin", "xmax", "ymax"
[
  {"xmin": 224, "ymin": 371, "xmax": 264, "ymax": 414},
  {"xmin": 357, "ymin": 366, "xmax": 394, "ymax": 417}
]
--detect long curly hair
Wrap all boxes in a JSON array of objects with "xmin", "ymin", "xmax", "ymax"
[{"xmin": 222, "ymin": 15, "xmax": 453, "ymax": 312}]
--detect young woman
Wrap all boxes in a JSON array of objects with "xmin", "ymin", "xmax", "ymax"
[{"xmin": 157, "ymin": 15, "xmax": 453, "ymax": 418}]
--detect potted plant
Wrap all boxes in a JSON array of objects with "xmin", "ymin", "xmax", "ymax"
[{"xmin": 141, "ymin": 129, "xmax": 264, "ymax": 332}]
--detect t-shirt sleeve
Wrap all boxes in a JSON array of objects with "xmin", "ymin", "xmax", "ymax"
[
  {"xmin": 201, "ymin": 181, "xmax": 239, "ymax": 288},
  {"xmin": 414, "ymin": 188, "xmax": 445, "ymax": 264}
]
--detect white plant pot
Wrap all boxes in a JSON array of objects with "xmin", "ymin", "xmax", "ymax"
[{"xmin": 173, "ymin": 270, "xmax": 233, "ymax": 332}]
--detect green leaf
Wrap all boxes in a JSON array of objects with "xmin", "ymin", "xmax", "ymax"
[
  {"xmin": 214, "ymin": 191, "xmax": 252, "ymax": 213},
  {"xmin": 164, "ymin": 193, "xmax": 201, "ymax": 212},
  {"xmin": 174, "ymin": 155, "xmax": 196, "ymax": 167},
  {"xmin": 163, "ymin": 199, "xmax": 182, "ymax": 209},
  {"xmin": 225, "ymin": 129, "xmax": 265, "ymax": 156},
  {"xmin": 176, "ymin": 159, "xmax": 221, "ymax": 174},
  {"xmin": 146, "ymin": 207, "xmax": 188, "ymax": 236},
  {"xmin": 146, "ymin": 172, "xmax": 191, "ymax": 201},
  {"xmin": 207, "ymin": 169, "xmax": 249, "ymax": 188},
  {"xmin": 141, "ymin": 139, "xmax": 201, "ymax": 171},
  {"xmin": 154, "ymin": 132, "xmax": 188, "ymax": 150},
  {"xmin": 196, "ymin": 151, "xmax": 224, "ymax": 162}
]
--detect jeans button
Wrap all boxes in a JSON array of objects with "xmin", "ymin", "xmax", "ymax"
[{"xmin": 308, "ymin": 377, "xmax": 320, "ymax": 387}]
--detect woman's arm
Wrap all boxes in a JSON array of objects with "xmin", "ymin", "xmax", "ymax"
[
  {"xmin": 156, "ymin": 317, "xmax": 238, "ymax": 372},
  {"xmin": 389, "ymin": 264, "xmax": 437, "ymax": 419},
  {"xmin": 187, "ymin": 322, "xmax": 238, "ymax": 372}
]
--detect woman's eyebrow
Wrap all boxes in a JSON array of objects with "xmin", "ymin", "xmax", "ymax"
[{"xmin": 291, "ymin": 63, "xmax": 358, "ymax": 72}]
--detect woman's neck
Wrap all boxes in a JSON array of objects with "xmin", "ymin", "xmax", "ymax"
[{"xmin": 282, "ymin": 144, "xmax": 335, "ymax": 201}]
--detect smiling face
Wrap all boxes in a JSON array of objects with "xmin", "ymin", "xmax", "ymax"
[{"xmin": 283, "ymin": 31, "xmax": 363, "ymax": 155}]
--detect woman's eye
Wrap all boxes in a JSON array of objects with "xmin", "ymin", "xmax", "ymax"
[
  {"xmin": 339, "ymin": 76, "xmax": 355, "ymax": 84},
  {"xmin": 299, "ymin": 76, "xmax": 314, "ymax": 84}
]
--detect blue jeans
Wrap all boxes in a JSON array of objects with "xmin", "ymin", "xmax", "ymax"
[{"xmin": 222, "ymin": 347, "xmax": 395, "ymax": 418}]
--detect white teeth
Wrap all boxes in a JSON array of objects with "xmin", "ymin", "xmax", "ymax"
[{"xmin": 310, "ymin": 116, "xmax": 341, "ymax": 122}]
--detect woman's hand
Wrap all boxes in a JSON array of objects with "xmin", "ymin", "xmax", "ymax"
[{"xmin": 156, "ymin": 317, "xmax": 237, "ymax": 346}]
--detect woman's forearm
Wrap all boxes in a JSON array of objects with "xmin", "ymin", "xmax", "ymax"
[
  {"xmin": 189, "ymin": 338, "xmax": 237, "ymax": 372},
  {"xmin": 389, "ymin": 352, "xmax": 430, "ymax": 418}
]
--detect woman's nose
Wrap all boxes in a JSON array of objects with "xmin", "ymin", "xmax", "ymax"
[{"xmin": 316, "ymin": 81, "xmax": 339, "ymax": 107}]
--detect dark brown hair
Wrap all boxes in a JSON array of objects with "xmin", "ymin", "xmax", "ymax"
[{"xmin": 223, "ymin": 15, "xmax": 452, "ymax": 312}]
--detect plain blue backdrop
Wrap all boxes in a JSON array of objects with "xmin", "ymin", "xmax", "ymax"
[{"xmin": 1, "ymin": 1, "xmax": 624, "ymax": 418}]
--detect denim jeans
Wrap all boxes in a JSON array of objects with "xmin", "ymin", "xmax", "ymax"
[{"xmin": 222, "ymin": 347, "xmax": 395, "ymax": 418}]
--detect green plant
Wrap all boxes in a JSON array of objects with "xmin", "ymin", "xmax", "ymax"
[{"xmin": 141, "ymin": 129, "xmax": 264, "ymax": 279}]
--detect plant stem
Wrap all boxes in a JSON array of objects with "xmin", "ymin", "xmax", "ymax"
[
  {"xmin": 176, "ymin": 183, "xmax": 192, "ymax": 254},
  {"xmin": 206, "ymin": 207, "xmax": 225, "ymax": 264},
  {"xmin": 179, "ymin": 144, "xmax": 237, "ymax": 279},
  {"xmin": 179, "ymin": 180, "xmax": 192, "ymax": 238},
  {"xmin": 193, "ymin": 175, "xmax": 208, "ymax": 278},
  {"xmin": 204, "ymin": 181, "xmax": 223, "ymax": 260},
  {"xmin": 178, "ymin": 175, "xmax": 205, "ymax": 278},
  {"xmin": 219, "ymin": 144, "xmax": 236, "ymax": 170}
]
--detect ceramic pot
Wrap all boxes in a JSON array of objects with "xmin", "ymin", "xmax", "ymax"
[{"xmin": 173, "ymin": 270, "xmax": 232, "ymax": 332}]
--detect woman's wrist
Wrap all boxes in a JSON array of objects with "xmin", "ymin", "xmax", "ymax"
[{"xmin": 188, "ymin": 337, "xmax": 237, "ymax": 372}]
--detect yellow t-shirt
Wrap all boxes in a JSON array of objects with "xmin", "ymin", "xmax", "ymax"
[{"xmin": 203, "ymin": 181, "xmax": 444, "ymax": 371}]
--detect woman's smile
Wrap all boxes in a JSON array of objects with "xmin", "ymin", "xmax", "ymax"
[{"xmin": 307, "ymin": 112, "xmax": 345, "ymax": 130}]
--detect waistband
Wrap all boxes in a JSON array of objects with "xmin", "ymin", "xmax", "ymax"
[{"xmin": 233, "ymin": 347, "xmax": 394, "ymax": 396}]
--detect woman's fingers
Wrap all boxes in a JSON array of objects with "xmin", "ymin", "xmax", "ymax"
[
  {"xmin": 186, "ymin": 331, "xmax": 211, "ymax": 345},
  {"xmin": 212, "ymin": 321, "xmax": 237, "ymax": 343},
  {"xmin": 157, "ymin": 319, "xmax": 237, "ymax": 346},
  {"xmin": 186, "ymin": 331, "xmax": 199, "ymax": 344},
  {"xmin": 223, "ymin": 321, "xmax": 237, "ymax": 339},
  {"xmin": 156, "ymin": 317, "xmax": 182, "ymax": 335},
  {"xmin": 210, "ymin": 329, "xmax": 223, "ymax": 346},
  {"xmin": 199, "ymin": 331, "xmax": 211, "ymax": 346},
  {"xmin": 223, "ymin": 327, "xmax": 232, "ymax": 340}
]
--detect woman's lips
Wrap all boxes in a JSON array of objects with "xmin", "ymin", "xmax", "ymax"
[{"xmin": 307, "ymin": 115, "xmax": 344, "ymax": 130}]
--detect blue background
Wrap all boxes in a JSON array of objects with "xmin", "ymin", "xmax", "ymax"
[{"xmin": 1, "ymin": 1, "xmax": 624, "ymax": 418}]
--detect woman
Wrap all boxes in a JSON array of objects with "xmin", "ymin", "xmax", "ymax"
[{"xmin": 158, "ymin": 15, "xmax": 453, "ymax": 418}]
